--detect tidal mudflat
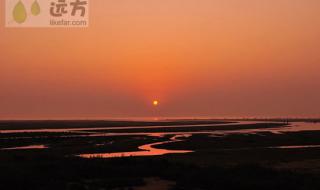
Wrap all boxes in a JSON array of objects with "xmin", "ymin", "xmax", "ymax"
[{"xmin": 1, "ymin": 120, "xmax": 320, "ymax": 190}]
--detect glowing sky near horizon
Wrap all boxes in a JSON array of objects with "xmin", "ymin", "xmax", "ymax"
[{"xmin": 1, "ymin": 0, "xmax": 320, "ymax": 119}]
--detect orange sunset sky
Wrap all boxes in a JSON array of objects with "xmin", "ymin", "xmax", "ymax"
[{"xmin": 1, "ymin": 0, "xmax": 320, "ymax": 119}]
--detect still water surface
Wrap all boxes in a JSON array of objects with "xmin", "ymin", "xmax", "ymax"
[
  {"xmin": 2, "ymin": 122, "xmax": 320, "ymax": 158},
  {"xmin": 79, "ymin": 135, "xmax": 193, "ymax": 158},
  {"xmin": 2, "ymin": 145, "xmax": 47, "ymax": 150}
]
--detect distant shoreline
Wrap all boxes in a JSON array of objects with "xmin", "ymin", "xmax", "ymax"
[{"xmin": 0, "ymin": 120, "xmax": 232, "ymax": 130}]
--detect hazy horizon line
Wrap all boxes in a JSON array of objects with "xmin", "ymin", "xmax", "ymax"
[{"xmin": 0, "ymin": 116, "xmax": 319, "ymax": 121}]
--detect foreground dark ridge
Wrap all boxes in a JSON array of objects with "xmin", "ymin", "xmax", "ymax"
[{"xmin": 1, "ymin": 156, "xmax": 320, "ymax": 190}]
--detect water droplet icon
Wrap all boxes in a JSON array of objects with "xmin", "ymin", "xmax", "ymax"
[
  {"xmin": 13, "ymin": 1, "xmax": 27, "ymax": 24},
  {"xmin": 31, "ymin": 0, "xmax": 41, "ymax": 16}
]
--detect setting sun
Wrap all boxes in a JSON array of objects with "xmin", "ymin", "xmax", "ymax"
[{"xmin": 153, "ymin": 100, "xmax": 159, "ymax": 106}]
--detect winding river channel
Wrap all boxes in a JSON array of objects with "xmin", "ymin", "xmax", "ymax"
[{"xmin": 2, "ymin": 121, "xmax": 320, "ymax": 158}]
